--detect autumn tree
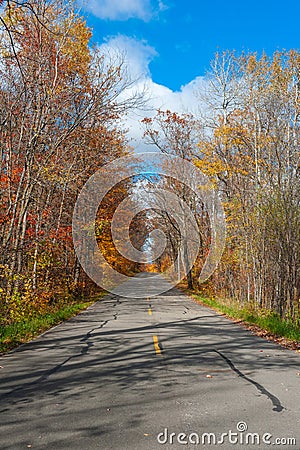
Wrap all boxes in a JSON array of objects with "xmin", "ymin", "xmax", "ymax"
[
  {"xmin": 142, "ymin": 110, "xmax": 211, "ymax": 289},
  {"xmin": 0, "ymin": 0, "xmax": 144, "ymax": 322},
  {"xmin": 196, "ymin": 50, "xmax": 300, "ymax": 319}
]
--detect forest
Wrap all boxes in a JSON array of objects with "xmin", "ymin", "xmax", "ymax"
[{"xmin": 0, "ymin": 0, "xmax": 299, "ymax": 348}]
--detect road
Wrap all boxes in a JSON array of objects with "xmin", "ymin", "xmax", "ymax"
[{"xmin": 0, "ymin": 274, "xmax": 300, "ymax": 449}]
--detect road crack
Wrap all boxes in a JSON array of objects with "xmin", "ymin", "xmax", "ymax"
[{"xmin": 214, "ymin": 349, "xmax": 284, "ymax": 412}]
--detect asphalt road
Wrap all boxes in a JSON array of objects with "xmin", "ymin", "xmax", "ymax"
[{"xmin": 0, "ymin": 274, "xmax": 300, "ymax": 450}]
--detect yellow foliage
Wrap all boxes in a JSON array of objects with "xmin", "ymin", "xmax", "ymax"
[{"xmin": 56, "ymin": 14, "xmax": 92, "ymax": 76}]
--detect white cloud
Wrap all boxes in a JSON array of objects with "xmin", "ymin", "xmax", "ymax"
[
  {"xmin": 83, "ymin": 0, "xmax": 153, "ymax": 21},
  {"xmin": 98, "ymin": 35, "xmax": 158, "ymax": 81},
  {"xmin": 98, "ymin": 35, "xmax": 208, "ymax": 152},
  {"xmin": 145, "ymin": 77, "xmax": 207, "ymax": 115},
  {"xmin": 158, "ymin": 1, "xmax": 169, "ymax": 13},
  {"xmin": 124, "ymin": 78, "xmax": 208, "ymax": 152}
]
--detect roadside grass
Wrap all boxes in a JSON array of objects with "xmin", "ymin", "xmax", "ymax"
[
  {"xmin": 0, "ymin": 299, "xmax": 99, "ymax": 354},
  {"xmin": 191, "ymin": 293, "xmax": 300, "ymax": 343}
]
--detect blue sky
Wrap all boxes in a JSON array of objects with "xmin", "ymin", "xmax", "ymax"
[
  {"xmin": 80, "ymin": 0, "xmax": 300, "ymax": 151},
  {"xmin": 82, "ymin": 0, "xmax": 300, "ymax": 92}
]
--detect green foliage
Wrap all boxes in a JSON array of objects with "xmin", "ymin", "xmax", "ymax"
[
  {"xmin": 0, "ymin": 300, "xmax": 96, "ymax": 354},
  {"xmin": 193, "ymin": 293, "xmax": 300, "ymax": 342}
]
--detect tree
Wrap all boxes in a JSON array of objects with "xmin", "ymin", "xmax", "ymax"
[
  {"xmin": 196, "ymin": 50, "xmax": 300, "ymax": 319},
  {"xmin": 0, "ymin": 0, "xmax": 144, "ymax": 322},
  {"xmin": 142, "ymin": 110, "xmax": 210, "ymax": 289}
]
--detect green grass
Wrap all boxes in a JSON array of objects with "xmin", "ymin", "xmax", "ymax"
[
  {"xmin": 192, "ymin": 294, "xmax": 300, "ymax": 343},
  {"xmin": 0, "ymin": 301, "xmax": 96, "ymax": 354}
]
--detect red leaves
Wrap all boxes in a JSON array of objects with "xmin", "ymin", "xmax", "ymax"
[{"xmin": 49, "ymin": 226, "xmax": 72, "ymax": 242}]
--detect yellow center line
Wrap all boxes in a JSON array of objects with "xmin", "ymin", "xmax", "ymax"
[
  {"xmin": 147, "ymin": 298, "xmax": 152, "ymax": 316},
  {"xmin": 153, "ymin": 335, "xmax": 162, "ymax": 355}
]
